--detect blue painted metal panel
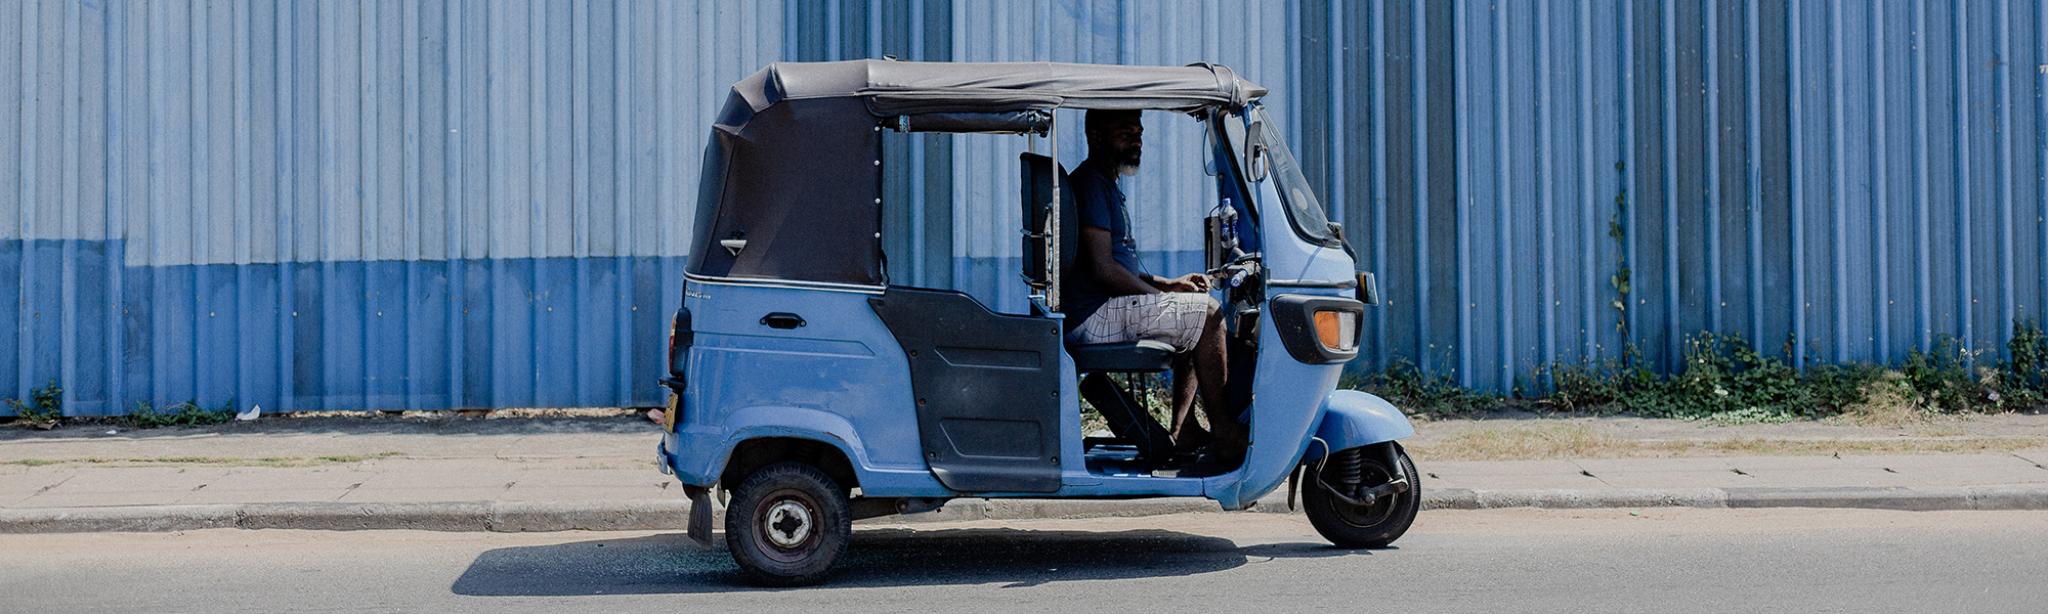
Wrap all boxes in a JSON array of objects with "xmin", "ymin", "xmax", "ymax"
[
  {"xmin": 5, "ymin": 0, "xmax": 2048, "ymax": 414},
  {"xmin": 1312, "ymin": 0, "xmax": 2048, "ymax": 392},
  {"xmin": 2, "ymin": 0, "xmax": 776, "ymax": 414}
]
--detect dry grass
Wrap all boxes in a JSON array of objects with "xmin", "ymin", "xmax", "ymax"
[
  {"xmin": 1827, "ymin": 374, "xmax": 1937, "ymax": 428},
  {"xmin": 1408, "ymin": 423, "xmax": 2046, "ymax": 461},
  {"xmin": 1407, "ymin": 424, "xmax": 1627, "ymax": 460}
]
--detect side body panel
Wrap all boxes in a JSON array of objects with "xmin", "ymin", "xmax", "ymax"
[{"xmin": 667, "ymin": 278, "xmax": 949, "ymax": 496}]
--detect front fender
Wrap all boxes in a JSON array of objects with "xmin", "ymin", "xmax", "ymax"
[{"xmin": 1302, "ymin": 389, "xmax": 1415, "ymax": 461}]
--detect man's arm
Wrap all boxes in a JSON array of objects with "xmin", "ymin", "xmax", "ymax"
[{"xmin": 1081, "ymin": 227, "xmax": 1161, "ymax": 296}]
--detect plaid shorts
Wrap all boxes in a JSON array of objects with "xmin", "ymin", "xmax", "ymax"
[{"xmin": 1070, "ymin": 292, "xmax": 1217, "ymax": 352}]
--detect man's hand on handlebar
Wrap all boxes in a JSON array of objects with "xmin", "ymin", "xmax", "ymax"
[{"xmin": 1153, "ymin": 273, "xmax": 1212, "ymax": 293}]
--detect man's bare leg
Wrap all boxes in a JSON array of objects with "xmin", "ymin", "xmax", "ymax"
[
  {"xmin": 1191, "ymin": 306, "xmax": 1242, "ymax": 451},
  {"xmin": 1168, "ymin": 354, "xmax": 1209, "ymax": 451}
]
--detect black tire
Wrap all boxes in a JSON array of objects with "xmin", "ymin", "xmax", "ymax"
[
  {"xmin": 1304, "ymin": 443, "xmax": 1421, "ymax": 549},
  {"xmin": 723, "ymin": 461, "xmax": 852, "ymax": 586}
]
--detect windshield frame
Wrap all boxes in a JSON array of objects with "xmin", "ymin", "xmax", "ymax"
[
  {"xmin": 1246, "ymin": 106, "xmax": 1344, "ymax": 249},
  {"xmin": 1204, "ymin": 108, "xmax": 1263, "ymax": 244}
]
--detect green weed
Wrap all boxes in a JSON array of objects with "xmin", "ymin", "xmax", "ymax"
[
  {"xmin": 4, "ymin": 381, "xmax": 63, "ymax": 429},
  {"xmin": 1900, "ymin": 336, "xmax": 1993, "ymax": 412},
  {"xmin": 124, "ymin": 399, "xmax": 238, "ymax": 429},
  {"xmin": 1349, "ymin": 359, "xmax": 1502, "ymax": 417},
  {"xmin": 1994, "ymin": 321, "xmax": 2048, "ymax": 411}
]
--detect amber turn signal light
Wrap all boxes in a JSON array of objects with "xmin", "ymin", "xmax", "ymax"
[{"xmin": 1313, "ymin": 309, "xmax": 1358, "ymax": 352}]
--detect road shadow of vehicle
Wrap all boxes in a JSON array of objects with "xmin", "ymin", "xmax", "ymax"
[{"xmin": 450, "ymin": 526, "xmax": 1373, "ymax": 595}]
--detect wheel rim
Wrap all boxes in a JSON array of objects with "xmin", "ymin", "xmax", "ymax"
[
  {"xmin": 752, "ymin": 489, "xmax": 823, "ymax": 563},
  {"xmin": 1326, "ymin": 461, "xmax": 1400, "ymax": 528}
]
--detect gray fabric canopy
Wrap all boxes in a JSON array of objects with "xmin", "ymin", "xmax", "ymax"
[{"xmin": 723, "ymin": 60, "xmax": 1267, "ymax": 126}]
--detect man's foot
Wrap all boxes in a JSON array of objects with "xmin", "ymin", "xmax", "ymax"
[
  {"xmin": 1181, "ymin": 443, "xmax": 1246, "ymax": 476},
  {"xmin": 1170, "ymin": 427, "xmax": 1213, "ymax": 456}
]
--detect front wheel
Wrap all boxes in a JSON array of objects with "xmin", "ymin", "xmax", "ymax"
[
  {"xmin": 723, "ymin": 461, "xmax": 851, "ymax": 586},
  {"xmin": 1304, "ymin": 443, "xmax": 1420, "ymax": 549}
]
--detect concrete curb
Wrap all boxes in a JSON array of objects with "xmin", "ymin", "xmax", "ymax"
[
  {"xmin": 6, "ymin": 485, "xmax": 2048, "ymax": 533},
  {"xmin": 0, "ymin": 500, "xmax": 695, "ymax": 534}
]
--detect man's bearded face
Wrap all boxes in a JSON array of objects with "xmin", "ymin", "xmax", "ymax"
[{"xmin": 1099, "ymin": 120, "xmax": 1144, "ymax": 176}]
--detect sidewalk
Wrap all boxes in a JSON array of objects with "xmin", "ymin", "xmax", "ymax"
[{"xmin": 4, "ymin": 414, "xmax": 2048, "ymax": 533}]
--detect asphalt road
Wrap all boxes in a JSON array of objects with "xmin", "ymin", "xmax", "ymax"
[{"xmin": 4, "ymin": 509, "xmax": 2044, "ymax": 613}]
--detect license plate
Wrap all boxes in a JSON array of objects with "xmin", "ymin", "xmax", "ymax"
[{"xmin": 663, "ymin": 393, "xmax": 680, "ymax": 431}]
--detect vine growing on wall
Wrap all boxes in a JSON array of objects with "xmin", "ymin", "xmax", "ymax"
[{"xmin": 1610, "ymin": 160, "xmax": 1634, "ymax": 366}]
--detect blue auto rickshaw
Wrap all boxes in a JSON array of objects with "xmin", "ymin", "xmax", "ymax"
[{"xmin": 657, "ymin": 60, "xmax": 1419, "ymax": 585}]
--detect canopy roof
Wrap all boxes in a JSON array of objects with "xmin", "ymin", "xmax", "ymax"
[{"xmin": 724, "ymin": 60, "xmax": 1267, "ymax": 122}]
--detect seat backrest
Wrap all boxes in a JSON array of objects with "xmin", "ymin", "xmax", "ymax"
[{"xmin": 1019, "ymin": 153, "xmax": 1080, "ymax": 290}]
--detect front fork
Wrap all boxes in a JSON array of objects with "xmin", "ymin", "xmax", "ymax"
[{"xmin": 1287, "ymin": 441, "xmax": 1410, "ymax": 511}]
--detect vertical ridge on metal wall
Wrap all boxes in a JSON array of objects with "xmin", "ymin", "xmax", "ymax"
[
  {"xmin": 1489, "ymin": 0, "xmax": 1510, "ymax": 390},
  {"xmin": 1787, "ymin": 0, "xmax": 1806, "ymax": 368},
  {"xmin": 1869, "ymin": 0, "xmax": 1890, "ymax": 359},
  {"xmin": 1953, "ymin": 0, "xmax": 1974, "ymax": 354},
  {"xmin": 1703, "ymin": 0, "xmax": 1723, "ymax": 339},
  {"xmin": 1536, "ymin": 0, "xmax": 1557, "ymax": 376},
  {"xmin": 1743, "ymin": 0, "xmax": 1763, "ymax": 348},
  {"xmin": 1411, "ymin": 0, "xmax": 1431, "ymax": 376},
  {"xmin": 1660, "ymin": 0, "xmax": 1678, "ymax": 367},
  {"xmin": 1620, "ymin": 0, "xmax": 1640, "ymax": 368},
  {"xmin": 1827, "ymin": 0, "xmax": 1846, "ymax": 362},
  {"xmin": 1449, "ymin": 0, "xmax": 1471, "ymax": 386},
  {"xmin": 1994, "ymin": 0, "xmax": 2016, "ymax": 351},
  {"xmin": 1369, "ymin": 0, "xmax": 1390, "ymax": 368},
  {"xmin": 1912, "ymin": 0, "xmax": 1933, "ymax": 352},
  {"xmin": 1579, "ymin": 0, "xmax": 1597, "ymax": 362}
]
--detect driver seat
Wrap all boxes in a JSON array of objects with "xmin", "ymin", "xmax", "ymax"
[{"xmin": 1021, "ymin": 153, "xmax": 1176, "ymax": 461}]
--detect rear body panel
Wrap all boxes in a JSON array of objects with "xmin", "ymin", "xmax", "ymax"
[{"xmin": 667, "ymin": 277, "xmax": 945, "ymax": 495}]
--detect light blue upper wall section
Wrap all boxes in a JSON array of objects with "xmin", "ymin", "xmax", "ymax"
[
  {"xmin": 2, "ymin": 0, "xmax": 782, "ymax": 265},
  {"xmin": 2, "ymin": 0, "xmax": 1295, "ymax": 264}
]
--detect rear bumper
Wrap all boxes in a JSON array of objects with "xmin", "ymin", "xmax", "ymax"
[
  {"xmin": 659, "ymin": 428, "xmax": 728, "ymax": 487},
  {"xmin": 655, "ymin": 440, "xmax": 676, "ymax": 476}
]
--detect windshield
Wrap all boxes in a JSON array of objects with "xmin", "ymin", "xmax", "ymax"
[{"xmin": 1251, "ymin": 108, "xmax": 1339, "ymax": 246}]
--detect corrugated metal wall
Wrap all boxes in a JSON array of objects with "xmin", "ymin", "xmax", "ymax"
[
  {"xmin": 4, "ymin": 1, "xmax": 2046, "ymax": 414},
  {"xmin": 1293, "ymin": 0, "xmax": 2048, "ymax": 391},
  {"xmin": 2, "ymin": 0, "xmax": 779, "ymax": 413}
]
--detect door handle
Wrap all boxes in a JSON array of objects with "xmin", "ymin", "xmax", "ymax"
[{"xmin": 760, "ymin": 312, "xmax": 806, "ymax": 329}]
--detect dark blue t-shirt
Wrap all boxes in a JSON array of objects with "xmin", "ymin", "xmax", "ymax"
[{"xmin": 1062, "ymin": 163, "xmax": 1145, "ymax": 325}]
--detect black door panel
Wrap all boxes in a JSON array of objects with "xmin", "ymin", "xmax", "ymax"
[{"xmin": 869, "ymin": 288, "xmax": 1063, "ymax": 493}]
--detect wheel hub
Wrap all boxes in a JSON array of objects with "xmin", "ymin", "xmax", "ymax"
[
  {"xmin": 1327, "ymin": 463, "xmax": 1400, "ymax": 528},
  {"xmin": 763, "ymin": 499, "xmax": 814, "ymax": 548}
]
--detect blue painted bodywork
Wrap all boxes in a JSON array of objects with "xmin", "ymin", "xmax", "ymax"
[{"xmin": 1302, "ymin": 390, "xmax": 1417, "ymax": 462}]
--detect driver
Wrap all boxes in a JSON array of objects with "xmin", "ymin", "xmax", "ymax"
[{"xmin": 1064, "ymin": 109, "xmax": 1246, "ymax": 462}]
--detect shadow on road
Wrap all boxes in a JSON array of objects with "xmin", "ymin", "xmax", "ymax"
[{"xmin": 450, "ymin": 526, "xmax": 1371, "ymax": 595}]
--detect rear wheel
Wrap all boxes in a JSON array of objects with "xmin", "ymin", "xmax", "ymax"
[
  {"xmin": 724, "ymin": 461, "xmax": 851, "ymax": 586},
  {"xmin": 1304, "ymin": 443, "xmax": 1420, "ymax": 548}
]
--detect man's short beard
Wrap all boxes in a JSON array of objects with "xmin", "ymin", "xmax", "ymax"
[{"xmin": 1118, "ymin": 163, "xmax": 1140, "ymax": 177}]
